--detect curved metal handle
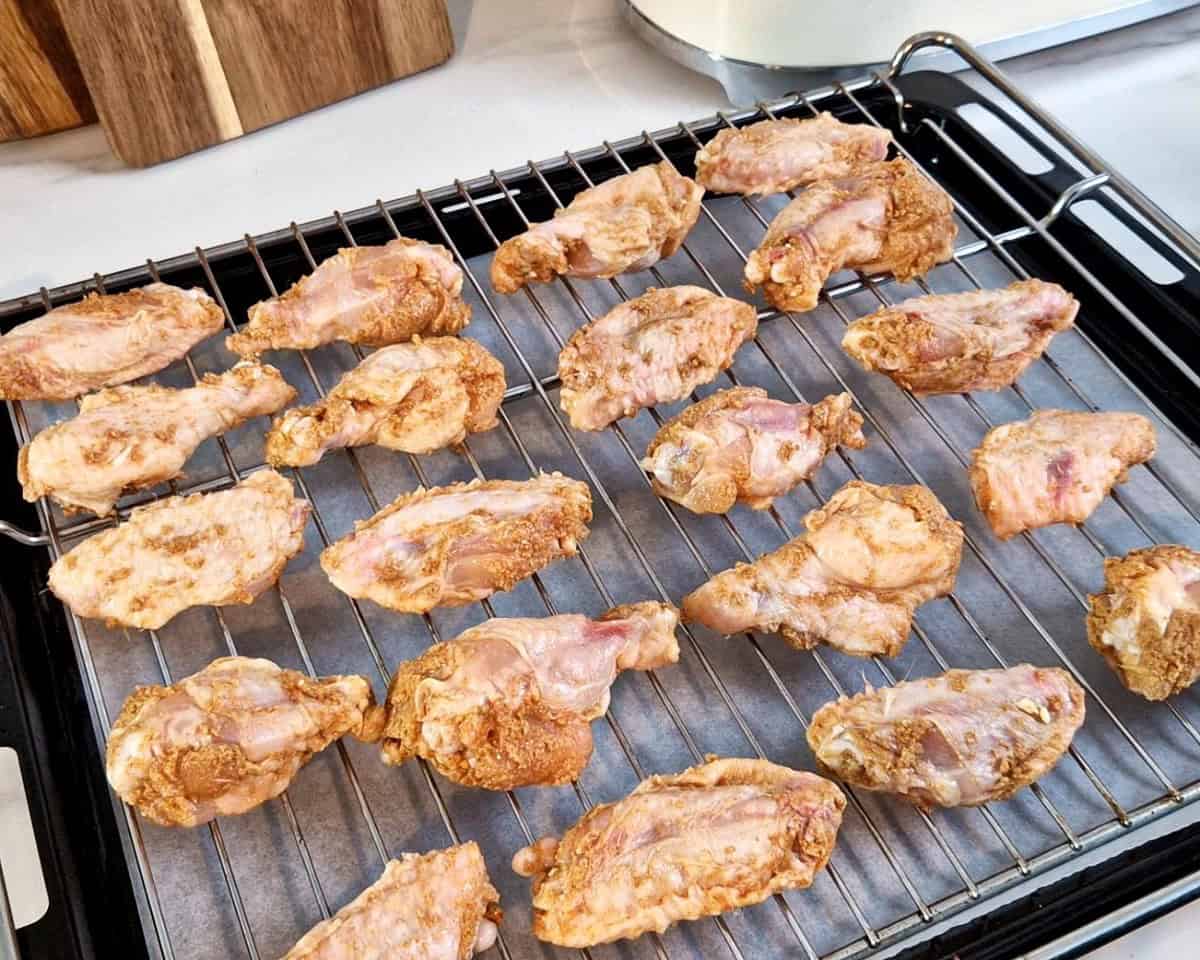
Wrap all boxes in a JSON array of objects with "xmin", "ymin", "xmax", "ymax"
[{"xmin": 0, "ymin": 523, "xmax": 45, "ymax": 548}]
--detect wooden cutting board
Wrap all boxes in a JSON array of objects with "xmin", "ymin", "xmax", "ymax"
[{"xmin": 56, "ymin": 0, "xmax": 454, "ymax": 166}]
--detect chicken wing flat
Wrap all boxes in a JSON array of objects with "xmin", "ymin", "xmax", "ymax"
[
  {"xmin": 265, "ymin": 337, "xmax": 505, "ymax": 467},
  {"xmin": 1087, "ymin": 545, "xmax": 1200, "ymax": 700},
  {"xmin": 512, "ymin": 757, "xmax": 844, "ymax": 947},
  {"xmin": 743, "ymin": 158, "xmax": 956, "ymax": 313},
  {"xmin": 682, "ymin": 480, "xmax": 962, "ymax": 657},
  {"xmin": 970, "ymin": 409, "xmax": 1156, "ymax": 540},
  {"xmin": 842, "ymin": 279, "xmax": 1079, "ymax": 395},
  {"xmin": 364, "ymin": 601, "xmax": 679, "ymax": 789},
  {"xmin": 48, "ymin": 470, "xmax": 310, "ymax": 630},
  {"xmin": 695, "ymin": 113, "xmax": 893, "ymax": 196},
  {"xmin": 20, "ymin": 362, "xmax": 295, "ymax": 516},
  {"xmin": 490, "ymin": 161, "xmax": 703, "ymax": 294},
  {"xmin": 106, "ymin": 656, "xmax": 374, "ymax": 827},
  {"xmin": 321, "ymin": 473, "xmax": 592, "ymax": 614},
  {"xmin": 227, "ymin": 238, "xmax": 470, "ymax": 357},
  {"xmin": 0, "ymin": 283, "xmax": 224, "ymax": 401},
  {"xmin": 283, "ymin": 844, "xmax": 501, "ymax": 960},
  {"xmin": 641, "ymin": 387, "xmax": 866, "ymax": 514},
  {"xmin": 808, "ymin": 664, "xmax": 1085, "ymax": 807},
  {"xmin": 558, "ymin": 286, "xmax": 757, "ymax": 431}
]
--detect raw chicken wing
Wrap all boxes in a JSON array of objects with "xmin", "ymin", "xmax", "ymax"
[
  {"xmin": 970, "ymin": 409, "xmax": 1156, "ymax": 539},
  {"xmin": 682, "ymin": 480, "xmax": 963, "ymax": 657},
  {"xmin": 48, "ymin": 470, "xmax": 310, "ymax": 630},
  {"xmin": 808, "ymin": 664, "xmax": 1085, "ymax": 806},
  {"xmin": 106, "ymin": 656, "xmax": 374, "ymax": 827},
  {"xmin": 513, "ymin": 757, "xmax": 844, "ymax": 946},
  {"xmin": 558, "ymin": 285, "xmax": 757, "ymax": 431}
]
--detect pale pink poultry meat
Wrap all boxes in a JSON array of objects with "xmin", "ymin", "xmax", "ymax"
[
  {"xmin": 490, "ymin": 161, "xmax": 703, "ymax": 294},
  {"xmin": 106, "ymin": 656, "xmax": 375, "ymax": 827},
  {"xmin": 682, "ymin": 480, "xmax": 963, "ymax": 657},
  {"xmin": 265, "ymin": 337, "xmax": 505, "ymax": 467},
  {"xmin": 557, "ymin": 285, "xmax": 757, "ymax": 431},
  {"xmin": 695, "ymin": 113, "xmax": 893, "ymax": 196},
  {"xmin": 512, "ymin": 757, "xmax": 845, "ymax": 947},
  {"xmin": 743, "ymin": 158, "xmax": 956, "ymax": 312},
  {"xmin": 641, "ymin": 386, "xmax": 866, "ymax": 513},
  {"xmin": 807, "ymin": 664, "xmax": 1086, "ymax": 807},
  {"xmin": 970, "ymin": 409, "xmax": 1156, "ymax": 539},
  {"xmin": 842, "ymin": 279, "xmax": 1079, "ymax": 394}
]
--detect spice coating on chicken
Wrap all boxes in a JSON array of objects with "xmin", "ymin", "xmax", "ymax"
[
  {"xmin": 512, "ymin": 757, "xmax": 844, "ymax": 947},
  {"xmin": 808, "ymin": 664, "xmax": 1085, "ymax": 807},
  {"xmin": 743, "ymin": 158, "xmax": 956, "ymax": 313},
  {"xmin": 695, "ymin": 113, "xmax": 893, "ymax": 196},
  {"xmin": 48, "ymin": 470, "xmax": 310, "ymax": 630},
  {"xmin": 490, "ymin": 161, "xmax": 703, "ymax": 294},
  {"xmin": 282, "ymin": 844, "xmax": 501, "ymax": 960},
  {"xmin": 970, "ymin": 409, "xmax": 1156, "ymax": 539},
  {"xmin": 682, "ymin": 480, "xmax": 963, "ymax": 657},
  {"xmin": 19, "ymin": 362, "xmax": 295, "ymax": 516},
  {"xmin": 227, "ymin": 238, "xmax": 470, "ymax": 357},
  {"xmin": 1087, "ymin": 545, "xmax": 1200, "ymax": 701},
  {"xmin": 365, "ymin": 601, "xmax": 679, "ymax": 789},
  {"xmin": 0, "ymin": 283, "xmax": 224, "ymax": 401},
  {"xmin": 106, "ymin": 656, "xmax": 375, "ymax": 827},
  {"xmin": 558, "ymin": 286, "xmax": 758, "ymax": 431},
  {"xmin": 321, "ymin": 474, "xmax": 592, "ymax": 614},
  {"xmin": 641, "ymin": 387, "xmax": 866, "ymax": 513},
  {"xmin": 842, "ymin": 280, "xmax": 1079, "ymax": 395},
  {"xmin": 265, "ymin": 337, "xmax": 505, "ymax": 467}
]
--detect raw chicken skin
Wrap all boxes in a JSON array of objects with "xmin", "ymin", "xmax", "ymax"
[
  {"xmin": 695, "ymin": 113, "xmax": 893, "ymax": 196},
  {"xmin": 743, "ymin": 158, "xmax": 956, "ymax": 312},
  {"xmin": 807, "ymin": 664, "xmax": 1085, "ymax": 807},
  {"xmin": 265, "ymin": 337, "xmax": 505, "ymax": 466},
  {"xmin": 365, "ymin": 601, "xmax": 679, "ymax": 789},
  {"xmin": 842, "ymin": 279, "xmax": 1079, "ymax": 394},
  {"xmin": 490, "ymin": 161, "xmax": 703, "ymax": 293},
  {"xmin": 970, "ymin": 409, "xmax": 1156, "ymax": 539},
  {"xmin": 512, "ymin": 757, "xmax": 845, "ymax": 947},
  {"xmin": 0, "ymin": 283, "xmax": 224, "ymax": 400},
  {"xmin": 682, "ymin": 480, "xmax": 963, "ymax": 657},
  {"xmin": 1088, "ymin": 545, "xmax": 1200, "ymax": 700},
  {"xmin": 282, "ymin": 844, "xmax": 501, "ymax": 960},
  {"xmin": 19, "ymin": 362, "xmax": 295, "ymax": 516},
  {"xmin": 558, "ymin": 285, "xmax": 758, "ymax": 431},
  {"xmin": 106, "ymin": 656, "xmax": 375, "ymax": 827},
  {"xmin": 48, "ymin": 470, "xmax": 310, "ymax": 630},
  {"xmin": 321, "ymin": 473, "xmax": 592, "ymax": 613},
  {"xmin": 227, "ymin": 238, "xmax": 470, "ymax": 357},
  {"xmin": 641, "ymin": 386, "xmax": 866, "ymax": 513}
]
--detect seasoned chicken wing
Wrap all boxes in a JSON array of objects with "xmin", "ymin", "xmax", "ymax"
[
  {"xmin": 641, "ymin": 387, "xmax": 865, "ymax": 513},
  {"xmin": 20, "ymin": 362, "xmax": 295, "ymax": 516},
  {"xmin": 744, "ymin": 158, "xmax": 956, "ymax": 313},
  {"xmin": 808, "ymin": 664, "xmax": 1085, "ymax": 807},
  {"xmin": 970, "ymin": 409, "xmax": 1156, "ymax": 539},
  {"xmin": 283, "ymin": 844, "xmax": 501, "ymax": 960},
  {"xmin": 106, "ymin": 656, "xmax": 374, "ymax": 827},
  {"xmin": 0, "ymin": 283, "xmax": 224, "ymax": 401},
  {"xmin": 490, "ymin": 161, "xmax": 703, "ymax": 294},
  {"xmin": 365, "ymin": 601, "xmax": 679, "ymax": 789},
  {"xmin": 1087, "ymin": 545, "xmax": 1200, "ymax": 700},
  {"xmin": 265, "ymin": 337, "xmax": 505, "ymax": 467},
  {"xmin": 695, "ymin": 113, "xmax": 893, "ymax": 196},
  {"xmin": 512, "ymin": 757, "xmax": 844, "ymax": 947},
  {"xmin": 682, "ymin": 480, "xmax": 963, "ymax": 657},
  {"xmin": 48, "ymin": 470, "xmax": 310, "ymax": 630},
  {"xmin": 558, "ymin": 286, "xmax": 757, "ymax": 431},
  {"xmin": 227, "ymin": 238, "xmax": 470, "ymax": 357},
  {"xmin": 321, "ymin": 474, "xmax": 592, "ymax": 614},
  {"xmin": 842, "ymin": 280, "xmax": 1079, "ymax": 394}
]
